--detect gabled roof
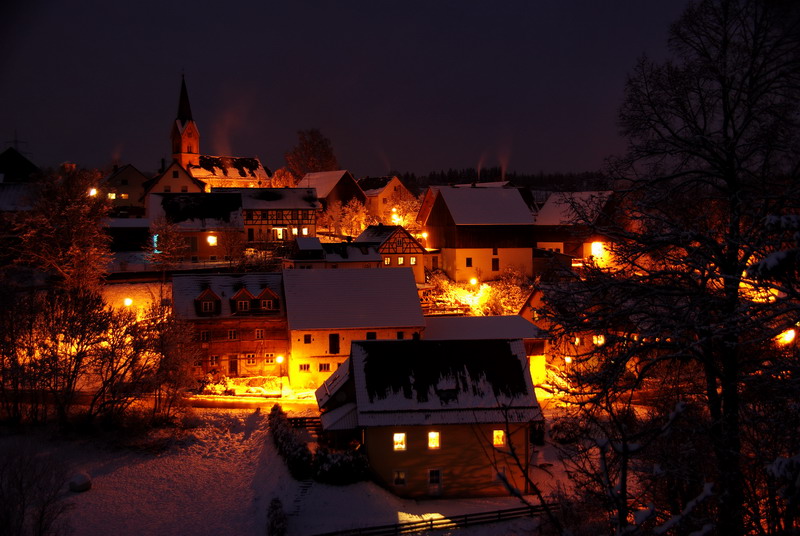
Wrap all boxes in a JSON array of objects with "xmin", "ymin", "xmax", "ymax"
[
  {"xmin": 320, "ymin": 243, "xmax": 382, "ymax": 263},
  {"xmin": 297, "ymin": 170, "xmax": 353, "ymax": 198},
  {"xmin": 424, "ymin": 315, "xmax": 547, "ymax": 340},
  {"xmin": 357, "ymin": 176, "xmax": 397, "ymax": 195},
  {"xmin": 104, "ymin": 164, "xmax": 148, "ymax": 186},
  {"xmin": 318, "ymin": 339, "xmax": 541, "ymax": 429},
  {"xmin": 295, "ymin": 236, "xmax": 324, "ymax": 251},
  {"xmin": 283, "ymin": 268, "xmax": 424, "ymax": 330},
  {"xmin": 189, "ymin": 155, "xmax": 270, "ymax": 182},
  {"xmin": 431, "ymin": 186, "xmax": 534, "ymax": 225},
  {"xmin": 143, "ymin": 161, "xmax": 207, "ymax": 196},
  {"xmin": 534, "ymin": 191, "xmax": 613, "ymax": 226},
  {"xmin": 148, "ymin": 193, "xmax": 242, "ymax": 230},
  {"xmin": 0, "ymin": 147, "xmax": 40, "ymax": 183},
  {"xmin": 211, "ymin": 187, "xmax": 320, "ymax": 210},
  {"xmin": 172, "ymin": 273, "xmax": 283, "ymax": 320},
  {"xmin": 354, "ymin": 225, "xmax": 426, "ymax": 253}
]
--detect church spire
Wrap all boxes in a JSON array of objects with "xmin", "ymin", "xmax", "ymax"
[{"xmin": 176, "ymin": 75, "xmax": 193, "ymax": 123}]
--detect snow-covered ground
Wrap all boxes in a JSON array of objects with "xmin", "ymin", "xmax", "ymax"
[{"xmin": 2, "ymin": 406, "xmax": 566, "ymax": 536}]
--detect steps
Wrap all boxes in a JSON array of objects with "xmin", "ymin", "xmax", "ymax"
[{"xmin": 290, "ymin": 479, "xmax": 313, "ymax": 516}]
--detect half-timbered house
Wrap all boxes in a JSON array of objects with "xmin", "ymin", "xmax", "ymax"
[{"xmin": 354, "ymin": 225, "xmax": 427, "ymax": 283}]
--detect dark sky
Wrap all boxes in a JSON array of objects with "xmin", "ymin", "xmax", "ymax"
[{"xmin": 0, "ymin": 1, "xmax": 688, "ymax": 177}]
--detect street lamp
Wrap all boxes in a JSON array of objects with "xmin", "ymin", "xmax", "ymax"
[{"xmin": 276, "ymin": 355, "xmax": 285, "ymax": 397}]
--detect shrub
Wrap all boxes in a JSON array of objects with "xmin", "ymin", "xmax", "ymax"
[
  {"xmin": 312, "ymin": 446, "xmax": 370, "ymax": 485},
  {"xmin": 268, "ymin": 405, "xmax": 312, "ymax": 480}
]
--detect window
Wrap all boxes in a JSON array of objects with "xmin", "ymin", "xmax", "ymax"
[
  {"xmin": 261, "ymin": 299, "xmax": 274, "ymax": 310},
  {"xmin": 172, "ymin": 170, "xmax": 179, "ymax": 178},
  {"xmin": 397, "ymin": 256, "xmax": 405, "ymax": 266},
  {"xmin": 466, "ymin": 257, "xmax": 473, "ymax": 267},
  {"xmin": 428, "ymin": 431, "xmax": 440, "ymax": 449},
  {"xmin": 384, "ymin": 257, "xmax": 391, "ymax": 266},
  {"xmin": 492, "ymin": 258, "xmax": 500, "ymax": 272},
  {"xmin": 303, "ymin": 334, "xmax": 312, "ymax": 344},
  {"xmin": 201, "ymin": 301, "xmax": 215, "ymax": 313},
  {"xmin": 299, "ymin": 364, "xmax": 310, "ymax": 372},
  {"xmin": 209, "ymin": 355, "xmax": 219, "ymax": 366},
  {"xmin": 593, "ymin": 334, "xmax": 606, "ymax": 346},
  {"xmin": 492, "ymin": 247, "xmax": 498, "ymax": 255},
  {"xmin": 246, "ymin": 354, "xmax": 257, "ymax": 365},
  {"xmin": 329, "ymin": 333, "xmax": 340, "ymax": 354},
  {"xmin": 264, "ymin": 355, "xmax": 275, "ymax": 364},
  {"xmin": 228, "ymin": 329, "xmax": 238, "ymax": 340},
  {"xmin": 163, "ymin": 185, "xmax": 171, "ymax": 192},
  {"xmin": 107, "ymin": 192, "xmax": 116, "ymax": 200},
  {"xmin": 410, "ymin": 256, "xmax": 417, "ymax": 265},
  {"xmin": 429, "ymin": 469, "xmax": 441, "ymax": 485},
  {"xmin": 292, "ymin": 228, "xmax": 299, "ymax": 236},
  {"xmin": 120, "ymin": 193, "xmax": 129, "ymax": 200},
  {"xmin": 302, "ymin": 228, "xmax": 309, "ymax": 236},
  {"xmin": 397, "ymin": 331, "xmax": 404, "ymax": 340},
  {"xmin": 366, "ymin": 332, "xmax": 377, "ymax": 340},
  {"xmin": 255, "ymin": 329, "xmax": 264, "ymax": 340},
  {"xmin": 181, "ymin": 186, "xmax": 188, "ymax": 193},
  {"xmin": 393, "ymin": 433, "xmax": 406, "ymax": 451},
  {"xmin": 319, "ymin": 363, "xmax": 331, "ymax": 372},
  {"xmin": 493, "ymin": 430, "xmax": 506, "ymax": 447},
  {"xmin": 200, "ymin": 330, "xmax": 210, "ymax": 342},
  {"xmin": 393, "ymin": 471, "xmax": 406, "ymax": 486},
  {"xmin": 237, "ymin": 300, "xmax": 250, "ymax": 312}
]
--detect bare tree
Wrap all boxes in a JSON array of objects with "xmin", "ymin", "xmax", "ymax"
[{"xmin": 283, "ymin": 129, "xmax": 339, "ymax": 183}]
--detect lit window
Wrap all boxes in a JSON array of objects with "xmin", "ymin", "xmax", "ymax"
[
  {"xmin": 292, "ymin": 228, "xmax": 299, "ymax": 235},
  {"xmin": 88, "ymin": 188, "xmax": 98, "ymax": 196},
  {"xmin": 384, "ymin": 257, "xmax": 391, "ymax": 266},
  {"xmin": 777, "ymin": 328, "xmax": 796, "ymax": 345},
  {"xmin": 207, "ymin": 235, "xmax": 218, "ymax": 246},
  {"xmin": 593, "ymin": 334, "xmax": 605, "ymax": 346},
  {"xmin": 246, "ymin": 354, "xmax": 257, "ymax": 365},
  {"xmin": 573, "ymin": 337, "xmax": 581, "ymax": 346},
  {"xmin": 493, "ymin": 430, "xmax": 506, "ymax": 447},
  {"xmin": 591, "ymin": 241, "xmax": 605, "ymax": 258},
  {"xmin": 319, "ymin": 363, "xmax": 331, "ymax": 372},
  {"xmin": 299, "ymin": 364, "xmax": 310, "ymax": 372},
  {"xmin": 302, "ymin": 228, "xmax": 308, "ymax": 236},
  {"xmin": 228, "ymin": 329, "xmax": 237, "ymax": 340},
  {"xmin": 107, "ymin": 192, "xmax": 116, "ymax": 200},
  {"xmin": 398, "ymin": 256, "xmax": 405, "ymax": 266},
  {"xmin": 237, "ymin": 300, "xmax": 250, "ymax": 312},
  {"xmin": 120, "ymin": 193, "xmax": 129, "ymax": 200},
  {"xmin": 393, "ymin": 433, "xmax": 406, "ymax": 451},
  {"xmin": 428, "ymin": 431, "xmax": 440, "ymax": 449},
  {"xmin": 410, "ymin": 256, "xmax": 417, "ymax": 265}
]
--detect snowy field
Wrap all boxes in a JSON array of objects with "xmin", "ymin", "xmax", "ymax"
[{"xmin": 2, "ymin": 407, "xmax": 565, "ymax": 536}]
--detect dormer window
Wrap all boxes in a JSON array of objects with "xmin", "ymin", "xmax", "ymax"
[
  {"xmin": 261, "ymin": 299, "xmax": 274, "ymax": 310},
  {"xmin": 201, "ymin": 301, "xmax": 214, "ymax": 313},
  {"xmin": 237, "ymin": 300, "xmax": 250, "ymax": 312}
]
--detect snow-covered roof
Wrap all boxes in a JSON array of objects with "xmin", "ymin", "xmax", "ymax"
[
  {"xmin": 435, "ymin": 187, "xmax": 534, "ymax": 225},
  {"xmin": 319, "ymin": 339, "xmax": 540, "ymax": 429},
  {"xmin": 210, "ymin": 187, "xmax": 320, "ymax": 210},
  {"xmin": 172, "ymin": 273, "xmax": 283, "ymax": 319},
  {"xmin": 297, "ymin": 170, "xmax": 351, "ymax": 198},
  {"xmin": 452, "ymin": 181, "xmax": 511, "ymax": 188},
  {"xmin": 353, "ymin": 224, "xmax": 421, "ymax": 248},
  {"xmin": 356, "ymin": 176, "xmax": 398, "ymax": 196},
  {"xmin": 424, "ymin": 315, "xmax": 546, "ymax": 340},
  {"xmin": 295, "ymin": 236, "xmax": 323, "ymax": 251},
  {"xmin": 189, "ymin": 155, "xmax": 270, "ymax": 182},
  {"xmin": 148, "ymin": 193, "xmax": 242, "ymax": 231},
  {"xmin": 321, "ymin": 243, "xmax": 382, "ymax": 263},
  {"xmin": 534, "ymin": 191, "xmax": 612, "ymax": 226},
  {"xmin": 283, "ymin": 268, "xmax": 424, "ymax": 330}
]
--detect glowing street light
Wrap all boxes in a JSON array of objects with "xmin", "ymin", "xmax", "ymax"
[
  {"xmin": 777, "ymin": 329, "xmax": 796, "ymax": 346},
  {"xmin": 123, "ymin": 298, "xmax": 133, "ymax": 307}
]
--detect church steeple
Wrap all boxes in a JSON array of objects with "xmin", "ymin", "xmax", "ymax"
[{"xmin": 171, "ymin": 75, "xmax": 200, "ymax": 168}]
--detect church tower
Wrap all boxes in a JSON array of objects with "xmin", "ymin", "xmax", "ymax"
[{"xmin": 170, "ymin": 75, "xmax": 200, "ymax": 168}]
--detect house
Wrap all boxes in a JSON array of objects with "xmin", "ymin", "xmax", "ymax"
[
  {"xmin": 170, "ymin": 76, "xmax": 270, "ymax": 189},
  {"xmin": 281, "ymin": 236, "xmax": 382, "ymax": 270},
  {"xmin": 172, "ymin": 273, "xmax": 288, "ymax": 378},
  {"xmin": 532, "ymin": 191, "xmax": 614, "ymax": 268},
  {"xmin": 101, "ymin": 164, "xmax": 149, "ymax": 217},
  {"xmin": 297, "ymin": 170, "xmax": 366, "ymax": 209},
  {"xmin": 211, "ymin": 187, "xmax": 320, "ymax": 247},
  {"xmin": 356, "ymin": 176, "xmax": 414, "ymax": 223},
  {"xmin": 142, "ymin": 161, "xmax": 206, "ymax": 203},
  {"xmin": 316, "ymin": 338, "xmax": 543, "ymax": 498},
  {"xmin": 354, "ymin": 225, "xmax": 427, "ymax": 283},
  {"xmin": 0, "ymin": 146, "xmax": 40, "ymax": 183},
  {"xmin": 417, "ymin": 186, "xmax": 536, "ymax": 282},
  {"xmin": 423, "ymin": 315, "xmax": 548, "ymax": 387},
  {"xmin": 147, "ymin": 192, "xmax": 243, "ymax": 264},
  {"xmin": 282, "ymin": 268, "xmax": 425, "ymax": 389}
]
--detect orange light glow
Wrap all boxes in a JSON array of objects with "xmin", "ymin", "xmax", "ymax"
[
  {"xmin": 564, "ymin": 356, "xmax": 573, "ymax": 364},
  {"xmin": 591, "ymin": 241, "xmax": 605, "ymax": 258},
  {"xmin": 207, "ymin": 235, "xmax": 218, "ymax": 246},
  {"xmin": 88, "ymin": 188, "xmax": 97, "ymax": 196},
  {"xmin": 393, "ymin": 433, "xmax": 406, "ymax": 451},
  {"xmin": 428, "ymin": 431, "xmax": 440, "ymax": 449},
  {"xmin": 493, "ymin": 429, "xmax": 506, "ymax": 447},
  {"xmin": 123, "ymin": 298, "xmax": 133, "ymax": 307},
  {"xmin": 276, "ymin": 355, "xmax": 285, "ymax": 364},
  {"xmin": 469, "ymin": 278, "xmax": 478, "ymax": 285},
  {"xmin": 777, "ymin": 329, "xmax": 796, "ymax": 345}
]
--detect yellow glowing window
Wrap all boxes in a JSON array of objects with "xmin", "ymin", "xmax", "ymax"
[
  {"xmin": 573, "ymin": 337, "xmax": 581, "ymax": 346},
  {"xmin": 393, "ymin": 433, "xmax": 406, "ymax": 451},
  {"xmin": 302, "ymin": 228, "xmax": 309, "ymax": 236},
  {"xmin": 428, "ymin": 431, "xmax": 440, "ymax": 449},
  {"xmin": 777, "ymin": 328, "xmax": 796, "ymax": 345},
  {"xmin": 292, "ymin": 228, "xmax": 299, "ymax": 235},
  {"xmin": 593, "ymin": 334, "xmax": 605, "ymax": 346},
  {"xmin": 590, "ymin": 241, "xmax": 605, "ymax": 257},
  {"xmin": 493, "ymin": 430, "xmax": 506, "ymax": 447},
  {"xmin": 107, "ymin": 192, "xmax": 116, "ymax": 200},
  {"xmin": 398, "ymin": 256, "xmax": 404, "ymax": 265},
  {"xmin": 207, "ymin": 235, "xmax": 218, "ymax": 246},
  {"xmin": 120, "ymin": 193, "xmax": 129, "ymax": 199}
]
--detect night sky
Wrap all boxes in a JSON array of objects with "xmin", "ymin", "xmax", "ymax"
[{"xmin": 1, "ymin": 1, "xmax": 688, "ymax": 177}]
